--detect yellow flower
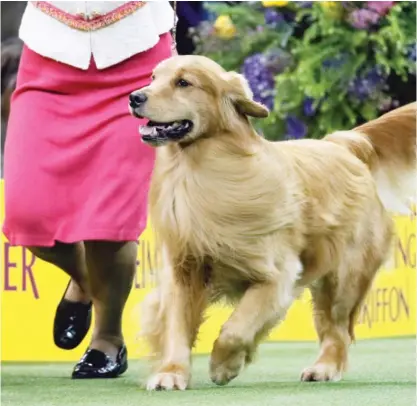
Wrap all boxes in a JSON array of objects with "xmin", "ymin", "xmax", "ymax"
[
  {"xmin": 320, "ymin": 1, "xmax": 337, "ymax": 7},
  {"xmin": 262, "ymin": 1, "xmax": 289, "ymax": 7},
  {"xmin": 213, "ymin": 15, "xmax": 236, "ymax": 39},
  {"xmin": 320, "ymin": 1, "xmax": 344, "ymax": 19}
]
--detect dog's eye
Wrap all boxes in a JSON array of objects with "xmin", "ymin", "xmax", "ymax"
[
  {"xmin": 176, "ymin": 79, "xmax": 191, "ymax": 88},
  {"xmin": 151, "ymin": 74, "xmax": 155, "ymax": 81}
]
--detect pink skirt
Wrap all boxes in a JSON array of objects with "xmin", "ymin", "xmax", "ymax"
[{"xmin": 3, "ymin": 34, "xmax": 172, "ymax": 247}]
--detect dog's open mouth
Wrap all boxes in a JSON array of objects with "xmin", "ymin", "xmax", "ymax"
[{"xmin": 139, "ymin": 120, "xmax": 193, "ymax": 145}]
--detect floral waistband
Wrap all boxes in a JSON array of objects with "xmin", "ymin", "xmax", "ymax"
[{"xmin": 32, "ymin": 1, "xmax": 147, "ymax": 32}]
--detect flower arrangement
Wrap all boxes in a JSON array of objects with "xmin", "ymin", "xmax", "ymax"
[{"xmin": 190, "ymin": 1, "xmax": 416, "ymax": 140}]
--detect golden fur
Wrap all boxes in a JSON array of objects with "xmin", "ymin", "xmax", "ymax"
[{"xmin": 131, "ymin": 55, "xmax": 416, "ymax": 390}]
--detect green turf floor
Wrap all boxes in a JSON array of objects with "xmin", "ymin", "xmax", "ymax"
[{"xmin": 1, "ymin": 338, "xmax": 415, "ymax": 406}]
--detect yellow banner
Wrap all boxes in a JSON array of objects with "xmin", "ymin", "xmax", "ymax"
[{"xmin": 1, "ymin": 180, "xmax": 415, "ymax": 361}]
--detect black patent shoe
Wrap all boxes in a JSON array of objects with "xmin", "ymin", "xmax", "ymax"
[
  {"xmin": 53, "ymin": 282, "xmax": 92, "ymax": 350},
  {"xmin": 72, "ymin": 345, "xmax": 128, "ymax": 379}
]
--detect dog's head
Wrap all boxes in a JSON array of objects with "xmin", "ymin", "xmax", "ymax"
[{"xmin": 129, "ymin": 55, "xmax": 269, "ymax": 147}]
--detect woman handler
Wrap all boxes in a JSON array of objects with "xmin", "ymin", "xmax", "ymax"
[{"xmin": 3, "ymin": 1, "xmax": 175, "ymax": 379}]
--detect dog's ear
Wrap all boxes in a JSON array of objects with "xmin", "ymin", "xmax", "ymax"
[{"xmin": 223, "ymin": 71, "xmax": 269, "ymax": 118}]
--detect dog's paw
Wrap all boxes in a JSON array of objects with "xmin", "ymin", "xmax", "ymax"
[
  {"xmin": 210, "ymin": 350, "xmax": 246, "ymax": 386},
  {"xmin": 146, "ymin": 372, "xmax": 188, "ymax": 391},
  {"xmin": 300, "ymin": 363, "xmax": 342, "ymax": 382},
  {"xmin": 209, "ymin": 334, "xmax": 248, "ymax": 386}
]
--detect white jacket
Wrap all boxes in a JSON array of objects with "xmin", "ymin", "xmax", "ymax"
[{"xmin": 19, "ymin": 1, "xmax": 174, "ymax": 70}]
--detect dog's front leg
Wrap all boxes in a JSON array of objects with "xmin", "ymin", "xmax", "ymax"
[
  {"xmin": 210, "ymin": 257, "xmax": 302, "ymax": 386},
  {"xmin": 145, "ymin": 254, "xmax": 207, "ymax": 391}
]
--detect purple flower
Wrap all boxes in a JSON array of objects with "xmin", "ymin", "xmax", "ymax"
[
  {"xmin": 264, "ymin": 9, "xmax": 285, "ymax": 27},
  {"xmin": 242, "ymin": 54, "xmax": 275, "ymax": 110},
  {"xmin": 348, "ymin": 9, "xmax": 380, "ymax": 29},
  {"xmin": 262, "ymin": 95, "xmax": 275, "ymax": 111},
  {"xmin": 366, "ymin": 1, "xmax": 395, "ymax": 15},
  {"xmin": 285, "ymin": 115, "xmax": 307, "ymax": 139},
  {"xmin": 303, "ymin": 97, "xmax": 317, "ymax": 117},
  {"xmin": 348, "ymin": 67, "xmax": 387, "ymax": 101}
]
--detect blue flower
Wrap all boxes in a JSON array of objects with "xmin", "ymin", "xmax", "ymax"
[
  {"xmin": 348, "ymin": 67, "xmax": 387, "ymax": 101},
  {"xmin": 242, "ymin": 54, "xmax": 276, "ymax": 110},
  {"xmin": 285, "ymin": 115, "xmax": 307, "ymax": 139},
  {"xmin": 264, "ymin": 9, "xmax": 285, "ymax": 27},
  {"xmin": 303, "ymin": 97, "xmax": 317, "ymax": 117}
]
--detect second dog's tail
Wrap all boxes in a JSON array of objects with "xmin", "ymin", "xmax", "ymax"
[{"xmin": 324, "ymin": 103, "xmax": 416, "ymax": 214}]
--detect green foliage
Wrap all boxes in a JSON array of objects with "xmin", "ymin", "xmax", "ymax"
[{"xmin": 192, "ymin": 1, "xmax": 416, "ymax": 141}]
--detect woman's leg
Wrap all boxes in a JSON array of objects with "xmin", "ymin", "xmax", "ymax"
[
  {"xmin": 28, "ymin": 241, "xmax": 89, "ymax": 299},
  {"xmin": 28, "ymin": 241, "xmax": 92, "ymax": 351},
  {"xmin": 72, "ymin": 240, "xmax": 137, "ymax": 379}
]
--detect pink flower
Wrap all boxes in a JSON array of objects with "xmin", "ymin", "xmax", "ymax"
[
  {"xmin": 367, "ymin": 1, "xmax": 395, "ymax": 15},
  {"xmin": 349, "ymin": 9, "xmax": 380, "ymax": 29}
]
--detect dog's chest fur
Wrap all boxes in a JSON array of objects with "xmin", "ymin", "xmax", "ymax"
[
  {"xmin": 149, "ymin": 145, "xmax": 308, "ymax": 302},
  {"xmin": 150, "ymin": 146, "xmax": 302, "ymax": 262}
]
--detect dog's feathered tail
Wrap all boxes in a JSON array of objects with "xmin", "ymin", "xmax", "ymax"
[{"xmin": 324, "ymin": 102, "xmax": 416, "ymax": 214}]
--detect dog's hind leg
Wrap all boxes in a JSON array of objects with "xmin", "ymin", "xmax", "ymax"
[
  {"xmin": 300, "ymin": 267, "xmax": 377, "ymax": 382},
  {"xmin": 143, "ymin": 251, "xmax": 208, "ymax": 391},
  {"xmin": 210, "ymin": 254, "xmax": 303, "ymax": 386}
]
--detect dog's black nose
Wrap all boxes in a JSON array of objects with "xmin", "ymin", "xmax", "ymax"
[{"xmin": 129, "ymin": 92, "xmax": 147, "ymax": 108}]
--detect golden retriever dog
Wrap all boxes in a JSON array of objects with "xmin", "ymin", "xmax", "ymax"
[{"xmin": 128, "ymin": 55, "xmax": 416, "ymax": 391}]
